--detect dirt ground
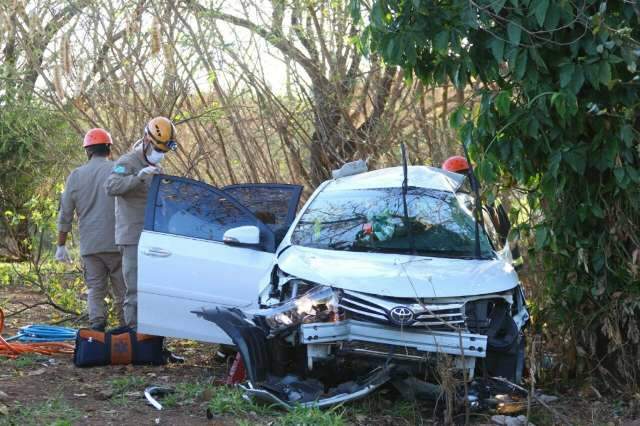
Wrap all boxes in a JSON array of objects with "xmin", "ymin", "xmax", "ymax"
[{"xmin": 1, "ymin": 285, "xmax": 639, "ymax": 426}]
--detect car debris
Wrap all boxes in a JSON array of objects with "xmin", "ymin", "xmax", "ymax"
[
  {"xmin": 138, "ymin": 153, "xmax": 529, "ymax": 410},
  {"xmin": 491, "ymin": 414, "xmax": 535, "ymax": 426},
  {"xmin": 145, "ymin": 386, "xmax": 175, "ymax": 411}
]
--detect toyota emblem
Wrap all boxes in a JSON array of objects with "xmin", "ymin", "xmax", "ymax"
[{"xmin": 389, "ymin": 306, "xmax": 415, "ymax": 326}]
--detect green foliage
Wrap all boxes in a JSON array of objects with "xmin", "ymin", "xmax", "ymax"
[
  {"xmin": 1, "ymin": 191, "xmax": 85, "ymax": 315},
  {"xmin": 0, "ymin": 78, "xmax": 77, "ymax": 260},
  {"xmin": 159, "ymin": 381, "xmax": 215, "ymax": 408},
  {"xmin": 110, "ymin": 375, "xmax": 145, "ymax": 395},
  {"xmin": 352, "ymin": 0, "xmax": 640, "ymax": 384},
  {"xmin": 207, "ymin": 386, "xmax": 276, "ymax": 417},
  {"xmin": 1, "ymin": 397, "xmax": 81, "ymax": 426},
  {"xmin": 279, "ymin": 405, "xmax": 345, "ymax": 426}
]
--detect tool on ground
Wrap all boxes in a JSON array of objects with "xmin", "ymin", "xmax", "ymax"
[
  {"xmin": 144, "ymin": 386, "xmax": 175, "ymax": 410},
  {"xmin": 0, "ymin": 308, "xmax": 75, "ymax": 358}
]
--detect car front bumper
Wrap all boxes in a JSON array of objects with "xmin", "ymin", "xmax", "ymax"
[{"xmin": 300, "ymin": 319, "xmax": 488, "ymax": 358}]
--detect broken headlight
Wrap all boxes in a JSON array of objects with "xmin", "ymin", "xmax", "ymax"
[{"xmin": 256, "ymin": 286, "xmax": 340, "ymax": 333}]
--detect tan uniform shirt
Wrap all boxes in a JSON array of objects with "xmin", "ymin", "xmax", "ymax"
[
  {"xmin": 105, "ymin": 148, "xmax": 155, "ymax": 245},
  {"xmin": 57, "ymin": 156, "xmax": 118, "ymax": 256}
]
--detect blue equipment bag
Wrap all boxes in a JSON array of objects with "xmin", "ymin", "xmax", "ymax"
[{"xmin": 73, "ymin": 327, "xmax": 165, "ymax": 367}]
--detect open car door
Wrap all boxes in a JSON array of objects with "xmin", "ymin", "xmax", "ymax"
[{"xmin": 137, "ymin": 176, "xmax": 300, "ymax": 344}]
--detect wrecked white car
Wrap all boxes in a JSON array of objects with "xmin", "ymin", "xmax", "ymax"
[{"xmin": 137, "ymin": 164, "xmax": 528, "ymax": 408}]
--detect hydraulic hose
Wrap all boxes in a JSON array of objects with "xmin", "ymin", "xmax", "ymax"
[{"xmin": 0, "ymin": 308, "xmax": 75, "ymax": 358}]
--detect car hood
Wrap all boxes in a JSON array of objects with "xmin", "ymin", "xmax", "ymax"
[{"xmin": 277, "ymin": 246, "xmax": 519, "ymax": 298}]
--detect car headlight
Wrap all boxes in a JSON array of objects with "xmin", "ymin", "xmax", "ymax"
[{"xmin": 256, "ymin": 286, "xmax": 340, "ymax": 333}]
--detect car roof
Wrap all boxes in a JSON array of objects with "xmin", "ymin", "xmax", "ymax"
[{"xmin": 323, "ymin": 165, "xmax": 465, "ymax": 192}]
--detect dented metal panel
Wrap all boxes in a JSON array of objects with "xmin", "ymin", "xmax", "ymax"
[{"xmin": 300, "ymin": 320, "xmax": 488, "ymax": 358}]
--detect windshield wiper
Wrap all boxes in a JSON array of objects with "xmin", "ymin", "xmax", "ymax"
[
  {"xmin": 370, "ymin": 247, "xmax": 492, "ymax": 259},
  {"xmin": 400, "ymin": 143, "xmax": 416, "ymax": 255},
  {"xmin": 328, "ymin": 241, "xmax": 382, "ymax": 253}
]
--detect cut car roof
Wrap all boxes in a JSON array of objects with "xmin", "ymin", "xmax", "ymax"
[{"xmin": 325, "ymin": 165, "xmax": 465, "ymax": 192}]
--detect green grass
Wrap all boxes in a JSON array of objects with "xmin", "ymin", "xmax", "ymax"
[
  {"xmin": 347, "ymin": 393, "xmax": 426, "ymax": 425},
  {"xmin": 207, "ymin": 386, "xmax": 252, "ymax": 416},
  {"xmin": 160, "ymin": 381, "xmax": 215, "ymax": 408},
  {"xmin": 109, "ymin": 375, "xmax": 145, "ymax": 394},
  {"xmin": 207, "ymin": 386, "xmax": 277, "ymax": 417},
  {"xmin": 278, "ymin": 405, "xmax": 345, "ymax": 426},
  {"xmin": 109, "ymin": 375, "xmax": 145, "ymax": 406},
  {"xmin": 205, "ymin": 387, "xmax": 344, "ymax": 425},
  {"xmin": 0, "ymin": 355, "xmax": 44, "ymax": 370},
  {"xmin": 0, "ymin": 397, "xmax": 81, "ymax": 426}
]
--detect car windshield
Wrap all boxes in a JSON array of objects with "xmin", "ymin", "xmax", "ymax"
[{"xmin": 290, "ymin": 187, "xmax": 494, "ymax": 259}]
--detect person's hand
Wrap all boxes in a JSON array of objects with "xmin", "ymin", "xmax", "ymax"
[
  {"xmin": 55, "ymin": 245, "xmax": 72, "ymax": 263},
  {"xmin": 137, "ymin": 166, "xmax": 160, "ymax": 177}
]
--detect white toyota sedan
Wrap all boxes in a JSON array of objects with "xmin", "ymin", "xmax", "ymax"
[{"xmin": 138, "ymin": 163, "xmax": 529, "ymax": 408}]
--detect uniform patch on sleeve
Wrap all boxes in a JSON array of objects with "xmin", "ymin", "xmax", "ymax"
[{"xmin": 113, "ymin": 165, "xmax": 127, "ymax": 174}]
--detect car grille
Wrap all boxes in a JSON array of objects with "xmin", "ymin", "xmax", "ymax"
[{"xmin": 339, "ymin": 290, "xmax": 466, "ymax": 331}]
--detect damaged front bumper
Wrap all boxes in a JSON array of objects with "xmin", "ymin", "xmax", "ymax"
[
  {"xmin": 239, "ymin": 366, "xmax": 392, "ymax": 409},
  {"xmin": 301, "ymin": 319, "xmax": 487, "ymax": 357},
  {"xmin": 196, "ymin": 308, "xmax": 488, "ymax": 408}
]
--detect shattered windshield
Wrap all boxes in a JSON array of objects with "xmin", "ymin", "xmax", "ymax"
[{"xmin": 290, "ymin": 187, "xmax": 493, "ymax": 259}]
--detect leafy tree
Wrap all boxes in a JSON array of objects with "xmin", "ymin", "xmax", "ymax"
[
  {"xmin": 351, "ymin": 0, "xmax": 640, "ymax": 384},
  {"xmin": 0, "ymin": 91, "xmax": 76, "ymax": 260}
]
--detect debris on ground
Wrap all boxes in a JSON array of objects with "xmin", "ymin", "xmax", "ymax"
[
  {"xmin": 491, "ymin": 414, "xmax": 536, "ymax": 426},
  {"xmin": 537, "ymin": 393, "xmax": 559, "ymax": 404},
  {"xmin": 144, "ymin": 386, "xmax": 175, "ymax": 410}
]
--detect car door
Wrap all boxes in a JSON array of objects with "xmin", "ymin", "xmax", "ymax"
[{"xmin": 137, "ymin": 176, "xmax": 279, "ymax": 344}]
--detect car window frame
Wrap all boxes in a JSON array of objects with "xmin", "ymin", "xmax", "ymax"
[
  {"xmin": 144, "ymin": 175, "xmax": 276, "ymax": 252},
  {"xmin": 221, "ymin": 183, "xmax": 303, "ymax": 228}
]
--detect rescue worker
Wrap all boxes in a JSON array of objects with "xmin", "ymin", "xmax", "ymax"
[
  {"xmin": 56, "ymin": 128, "xmax": 126, "ymax": 331},
  {"xmin": 106, "ymin": 117, "xmax": 177, "ymax": 328}
]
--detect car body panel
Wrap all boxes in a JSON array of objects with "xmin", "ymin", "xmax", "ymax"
[
  {"xmin": 324, "ymin": 166, "xmax": 464, "ymax": 192},
  {"xmin": 276, "ymin": 245, "xmax": 519, "ymax": 298},
  {"xmin": 138, "ymin": 231, "xmax": 273, "ymax": 343}
]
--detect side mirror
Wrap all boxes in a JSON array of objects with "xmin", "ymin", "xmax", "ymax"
[{"xmin": 223, "ymin": 225, "xmax": 260, "ymax": 246}]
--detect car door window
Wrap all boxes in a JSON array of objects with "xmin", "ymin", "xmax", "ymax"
[
  {"xmin": 223, "ymin": 184, "xmax": 302, "ymax": 243},
  {"xmin": 148, "ymin": 176, "xmax": 275, "ymax": 251}
]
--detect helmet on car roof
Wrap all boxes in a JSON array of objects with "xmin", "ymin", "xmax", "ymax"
[{"xmin": 442, "ymin": 155, "xmax": 469, "ymax": 174}]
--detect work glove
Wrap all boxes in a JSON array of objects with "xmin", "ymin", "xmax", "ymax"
[
  {"xmin": 138, "ymin": 166, "xmax": 160, "ymax": 177},
  {"xmin": 55, "ymin": 245, "xmax": 72, "ymax": 263}
]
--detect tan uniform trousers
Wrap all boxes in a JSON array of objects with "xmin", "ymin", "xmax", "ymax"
[
  {"xmin": 119, "ymin": 244, "xmax": 138, "ymax": 328},
  {"xmin": 81, "ymin": 252, "xmax": 126, "ymax": 328}
]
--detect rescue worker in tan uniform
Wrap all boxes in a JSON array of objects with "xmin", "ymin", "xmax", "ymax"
[
  {"xmin": 106, "ymin": 117, "xmax": 178, "ymax": 328},
  {"xmin": 56, "ymin": 128, "xmax": 126, "ymax": 331}
]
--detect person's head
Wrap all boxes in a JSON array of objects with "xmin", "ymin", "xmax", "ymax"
[
  {"xmin": 83, "ymin": 128, "xmax": 113, "ymax": 160},
  {"xmin": 442, "ymin": 155, "xmax": 470, "ymax": 175},
  {"xmin": 142, "ymin": 116, "xmax": 177, "ymax": 165}
]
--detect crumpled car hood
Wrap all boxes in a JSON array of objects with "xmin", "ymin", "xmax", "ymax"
[{"xmin": 277, "ymin": 246, "xmax": 519, "ymax": 298}]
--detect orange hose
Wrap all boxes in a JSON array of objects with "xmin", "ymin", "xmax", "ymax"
[{"xmin": 0, "ymin": 308, "xmax": 74, "ymax": 358}]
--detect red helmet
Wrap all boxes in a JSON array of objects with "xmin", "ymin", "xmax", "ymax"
[
  {"xmin": 83, "ymin": 128, "xmax": 113, "ymax": 147},
  {"xmin": 442, "ymin": 155, "xmax": 470, "ymax": 173}
]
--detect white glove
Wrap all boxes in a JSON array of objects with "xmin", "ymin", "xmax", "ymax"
[
  {"xmin": 55, "ymin": 245, "xmax": 72, "ymax": 263},
  {"xmin": 137, "ymin": 166, "xmax": 160, "ymax": 177}
]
